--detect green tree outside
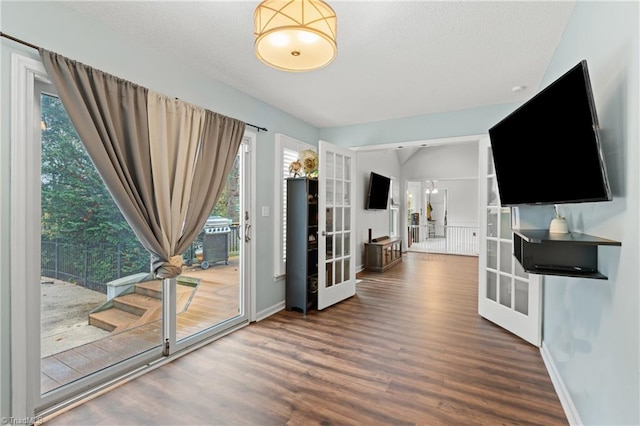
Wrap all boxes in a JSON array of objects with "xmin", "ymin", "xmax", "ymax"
[
  {"xmin": 211, "ymin": 155, "xmax": 240, "ymax": 223},
  {"xmin": 40, "ymin": 94, "xmax": 240, "ymax": 287},
  {"xmin": 40, "ymin": 94, "xmax": 149, "ymax": 280}
]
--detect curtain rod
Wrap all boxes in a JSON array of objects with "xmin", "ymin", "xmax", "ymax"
[
  {"xmin": 1, "ymin": 31, "xmax": 268, "ymax": 133},
  {"xmin": 245, "ymin": 123, "xmax": 268, "ymax": 133},
  {"xmin": 0, "ymin": 32, "xmax": 39, "ymax": 50}
]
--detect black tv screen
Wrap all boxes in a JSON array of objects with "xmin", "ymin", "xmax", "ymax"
[
  {"xmin": 488, "ymin": 60, "xmax": 612, "ymax": 206},
  {"xmin": 366, "ymin": 172, "xmax": 390, "ymax": 210}
]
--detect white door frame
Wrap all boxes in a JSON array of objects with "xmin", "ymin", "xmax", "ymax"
[
  {"xmin": 244, "ymin": 133, "xmax": 257, "ymax": 323},
  {"xmin": 10, "ymin": 52, "xmax": 45, "ymax": 420}
]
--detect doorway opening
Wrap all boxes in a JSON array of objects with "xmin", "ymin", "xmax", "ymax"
[{"xmin": 405, "ymin": 179, "xmax": 478, "ymax": 256}]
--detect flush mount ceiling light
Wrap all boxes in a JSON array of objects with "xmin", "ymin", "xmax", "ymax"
[{"xmin": 254, "ymin": 0, "xmax": 337, "ymax": 72}]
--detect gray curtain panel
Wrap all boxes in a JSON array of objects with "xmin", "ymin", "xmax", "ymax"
[
  {"xmin": 40, "ymin": 48, "xmax": 246, "ymax": 278},
  {"xmin": 177, "ymin": 109, "xmax": 246, "ymax": 257}
]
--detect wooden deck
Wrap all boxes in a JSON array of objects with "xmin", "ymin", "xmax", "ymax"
[
  {"xmin": 41, "ymin": 259, "xmax": 240, "ymax": 394},
  {"xmin": 44, "ymin": 252, "xmax": 567, "ymax": 425}
]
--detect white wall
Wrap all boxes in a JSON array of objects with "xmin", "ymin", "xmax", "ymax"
[
  {"xmin": 402, "ymin": 142, "xmax": 478, "ymax": 181},
  {"xmin": 431, "ymin": 179, "xmax": 478, "ymax": 227},
  {"xmin": 355, "ymin": 151, "xmax": 402, "ymax": 268}
]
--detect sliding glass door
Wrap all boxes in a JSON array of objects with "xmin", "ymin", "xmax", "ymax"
[
  {"xmin": 38, "ymin": 82, "xmax": 164, "ymax": 399},
  {"xmin": 173, "ymin": 135, "xmax": 253, "ymax": 351},
  {"xmin": 10, "ymin": 55, "xmax": 253, "ymax": 417}
]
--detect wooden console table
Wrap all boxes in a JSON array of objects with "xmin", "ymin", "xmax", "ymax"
[{"xmin": 364, "ymin": 238, "xmax": 402, "ymax": 272}]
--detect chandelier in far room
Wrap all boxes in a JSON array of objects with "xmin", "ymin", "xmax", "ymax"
[
  {"xmin": 425, "ymin": 180, "xmax": 438, "ymax": 194},
  {"xmin": 254, "ymin": 0, "xmax": 337, "ymax": 72}
]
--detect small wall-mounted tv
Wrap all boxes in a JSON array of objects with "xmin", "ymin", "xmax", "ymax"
[
  {"xmin": 488, "ymin": 60, "xmax": 612, "ymax": 206},
  {"xmin": 365, "ymin": 172, "xmax": 391, "ymax": 210}
]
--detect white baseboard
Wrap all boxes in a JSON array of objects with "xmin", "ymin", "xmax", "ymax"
[
  {"xmin": 540, "ymin": 341, "xmax": 583, "ymax": 426},
  {"xmin": 255, "ymin": 301, "xmax": 285, "ymax": 322},
  {"xmin": 254, "ymin": 278, "xmax": 367, "ymax": 321}
]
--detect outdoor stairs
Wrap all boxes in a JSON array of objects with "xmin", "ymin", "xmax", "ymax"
[{"xmin": 89, "ymin": 281, "xmax": 194, "ymax": 333}]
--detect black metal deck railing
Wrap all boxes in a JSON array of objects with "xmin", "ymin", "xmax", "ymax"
[{"xmin": 41, "ymin": 224, "xmax": 241, "ymax": 293}]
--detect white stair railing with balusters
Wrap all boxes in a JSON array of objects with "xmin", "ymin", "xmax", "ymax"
[{"xmin": 407, "ymin": 224, "xmax": 479, "ymax": 256}]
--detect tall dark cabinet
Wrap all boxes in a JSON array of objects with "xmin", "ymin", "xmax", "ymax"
[{"xmin": 286, "ymin": 177, "xmax": 318, "ymax": 314}]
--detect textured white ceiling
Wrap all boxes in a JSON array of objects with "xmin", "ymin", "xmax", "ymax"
[{"xmin": 60, "ymin": 1, "xmax": 576, "ymax": 128}]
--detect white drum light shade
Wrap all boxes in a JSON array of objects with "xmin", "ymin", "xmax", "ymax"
[{"xmin": 254, "ymin": 0, "xmax": 337, "ymax": 72}]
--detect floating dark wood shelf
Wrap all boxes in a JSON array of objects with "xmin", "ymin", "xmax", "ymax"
[{"xmin": 513, "ymin": 229, "xmax": 620, "ymax": 280}]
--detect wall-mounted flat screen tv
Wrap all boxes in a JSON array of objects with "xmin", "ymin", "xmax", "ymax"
[
  {"xmin": 488, "ymin": 60, "xmax": 612, "ymax": 206},
  {"xmin": 366, "ymin": 172, "xmax": 391, "ymax": 210}
]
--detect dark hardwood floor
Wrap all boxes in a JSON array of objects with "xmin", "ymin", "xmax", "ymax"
[{"xmin": 44, "ymin": 252, "xmax": 567, "ymax": 425}]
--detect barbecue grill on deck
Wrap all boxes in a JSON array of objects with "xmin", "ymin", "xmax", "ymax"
[{"xmin": 200, "ymin": 216, "xmax": 232, "ymax": 270}]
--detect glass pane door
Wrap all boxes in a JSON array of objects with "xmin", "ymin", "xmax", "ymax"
[
  {"xmin": 478, "ymin": 137, "xmax": 542, "ymax": 346},
  {"xmin": 36, "ymin": 83, "xmax": 252, "ymax": 410},
  {"xmin": 318, "ymin": 141, "xmax": 355, "ymax": 310},
  {"xmin": 174, "ymin": 141, "xmax": 249, "ymax": 346},
  {"xmin": 39, "ymin": 86, "xmax": 162, "ymax": 397}
]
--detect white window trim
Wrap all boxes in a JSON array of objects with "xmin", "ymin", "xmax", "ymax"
[
  {"xmin": 390, "ymin": 177, "xmax": 400, "ymax": 207},
  {"xmin": 390, "ymin": 206, "xmax": 399, "ymax": 237},
  {"xmin": 389, "ymin": 177, "xmax": 400, "ymax": 237},
  {"xmin": 273, "ymin": 133, "xmax": 314, "ymax": 278}
]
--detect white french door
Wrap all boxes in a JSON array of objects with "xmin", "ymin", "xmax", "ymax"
[
  {"xmin": 317, "ymin": 140, "xmax": 356, "ymax": 310},
  {"xmin": 478, "ymin": 137, "xmax": 542, "ymax": 346}
]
